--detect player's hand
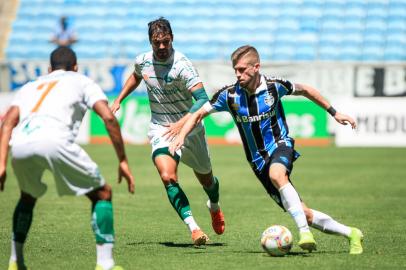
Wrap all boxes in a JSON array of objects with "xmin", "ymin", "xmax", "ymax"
[
  {"xmin": 334, "ymin": 112, "xmax": 357, "ymax": 129},
  {"xmin": 118, "ymin": 160, "xmax": 135, "ymax": 194},
  {"xmin": 163, "ymin": 121, "xmax": 184, "ymax": 141},
  {"xmin": 169, "ymin": 137, "xmax": 184, "ymax": 156},
  {"xmin": 0, "ymin": 166, "xmax": 6, "ymax": 192},
  {"xmin": 110, "ymin": 100, "xmax": 121, "ymax": 114}
]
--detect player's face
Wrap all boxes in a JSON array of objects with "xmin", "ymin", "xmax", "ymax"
[
  {"xmin": 233, "ymin": 57, "xmax": 259, "ymax": 88},
  {"xmin": 151, "ymin": 33, "xmax": 173, "ymax": 61}
]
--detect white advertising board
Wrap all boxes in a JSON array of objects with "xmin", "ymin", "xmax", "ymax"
[{"xmin": 335, "ymin": 98, "xmax": 406, "ymax": 147}]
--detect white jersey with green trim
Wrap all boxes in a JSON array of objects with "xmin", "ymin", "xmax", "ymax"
[
  {"xmin": 134, "ymin": 50, "xmax": 201, "ymax": 125},
  {"xmin": 10, "ymin": 70, "xmax": 107, "ymax": 145}
]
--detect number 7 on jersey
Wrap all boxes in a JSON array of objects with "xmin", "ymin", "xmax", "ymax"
[{"xmin": 31, "ymin": 80, "xmax": 58, "ymax": 112}]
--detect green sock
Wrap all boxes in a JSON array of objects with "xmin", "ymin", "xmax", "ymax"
[
  {"xmin": 165, "ymin": 183, "xmax": 193, "ymax": 220},
  {"xmin": 12, "ymin": 200, "xmax": 35, "ymax": 243},
  {"xmin": 91, "ymin": 200, "xmax": 115, "ymax": 244},
  {"xmin": 203, "ymin": 176, "xmax": 220, "ymax": 204}
]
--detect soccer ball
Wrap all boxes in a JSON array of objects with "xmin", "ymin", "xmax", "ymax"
[{"xmin": 261, "ymin": 225, "xmax": 293, "ymax": 256}]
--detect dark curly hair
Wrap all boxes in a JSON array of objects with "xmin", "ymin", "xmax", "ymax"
[
  {"xmin": 50, "ymin": 46, "xmax": 77, "ymax": 71},
  {"xmin": 148, "ymin": 17, "xmax": 173, "ymax": 42}
]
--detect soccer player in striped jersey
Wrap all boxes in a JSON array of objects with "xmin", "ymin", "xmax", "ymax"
[
  {"xmin": 111, "ymin": 17, "xmax": 224, "ymax": 245},
  {"xmin": 170, "ymin": 45, "xmax": 364, "ymax": 254},
  {"xmin": 0, "ymin": 47, "xmax": 134, "ymax": 270}
]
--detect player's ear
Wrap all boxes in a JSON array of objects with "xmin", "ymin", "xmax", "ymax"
[
  {"xmin": 73, "ymin": 64, "xmax": 78, "ymax": 72},
  {"xmin": 48, "ymin": 66, "xmax": 52, "ymax": 73},
  {"xmin": 254, "ymin": 62, "xmax": 260, "ymax": 72}
]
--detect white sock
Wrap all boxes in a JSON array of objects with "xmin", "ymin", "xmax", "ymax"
[
  {"xmin": 184, "ymin": 216, "xmax": 200, "ymax": 232},
  {"xmin": 207, "ymin": 200, "xmax": 220, "ymax": 212},
  {"xmin": 279, "ymin": 183, "xmax": 310, "ymax": 233},
  {"xmin": 10, "ymin": 240, "xmax": 25, "ymax": 266},
  {"xmin": 96, "ymin": 243, "xmax": 115, "ymax": 270},
  {"xmin": 310, "ymin": 209, "xmax": 351, "ymax": 237}
]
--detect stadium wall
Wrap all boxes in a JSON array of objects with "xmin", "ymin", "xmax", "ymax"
[{"xmin": 1, "ymin": 61, "xmax": 405, "ymax": 146}]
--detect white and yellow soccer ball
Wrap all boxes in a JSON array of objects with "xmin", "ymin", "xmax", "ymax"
[{"xmin": 260, "ymin": 225, "xmax": 293, "ymax": 256}]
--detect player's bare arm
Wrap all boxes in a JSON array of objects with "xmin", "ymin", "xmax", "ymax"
[
  {"xmin": 293, "ymin": 83, "xmax": 356, "ymax": 129},
  {"xmin": 169, "ymin": 106, "xmax": 209, "ymax": 155},
  {"xmin": 94, "ymin": 100, "xmax": 135, "ymax": 194},
  {"xmin": 163, "ymin": 82, "xmax": 208, "ymax": 140},
  {"xmin": 111, "ymin": 72, "xmax": 142, "ymax": 114},
  {"xmin": 0, "ymin": 106, "xmax": 19, "ymax": 191}
]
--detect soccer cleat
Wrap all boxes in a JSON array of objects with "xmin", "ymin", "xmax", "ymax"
[
  {"xmin": 8, "ymin": 261, "xmax": 28, "ymax": 270},
  {"xmin": 207, "ymin": 200, "xmax": 225, "ymax": 235},
  {"xmin": 95, "ymin": 265, "xmax": 124, "ymax": 270},
  {"xmin": 348, "ymin": 227, "xmax": 364, "ymax": 255},
  {"xmin": 191, "ymin": 229, "xmax": 209, "ymax": 246},
  {"xmin": 298, "ymin": 231, "xmax": 317, "ymax": 252}
]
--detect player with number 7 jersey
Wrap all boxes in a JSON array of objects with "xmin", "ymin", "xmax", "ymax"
[
  {"xmin": 10, "ymin": 70, "xmax": 101, "ymax": 144},
  {"xmin": 1, "ymin": 47, "xmax": 134, "ymax": 270}
]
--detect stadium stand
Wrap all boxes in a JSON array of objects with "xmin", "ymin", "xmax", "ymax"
[
  {"xmin": 0, "ymin": 0, "xmax": 19, "ymax": 60},
  {"xmin": 4, "ymin": 0, "xmax": 406, "ymax": 61}
]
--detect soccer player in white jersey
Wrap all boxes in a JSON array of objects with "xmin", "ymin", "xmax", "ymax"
[
  {"xmin": 111, "ymin": 17, "xmax": 225, "ymax": 245},
  {"xmin": 0, "ymin": 47, "xmax": 135, "ymax": 270},
  {"xmin": 170, "ymin": 45, "xmax": 364, "ymax": 255}
]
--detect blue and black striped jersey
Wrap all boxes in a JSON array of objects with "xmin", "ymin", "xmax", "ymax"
[{"xmin": 208, "ymin": 75, "xmax": 298, "ymax": 171}]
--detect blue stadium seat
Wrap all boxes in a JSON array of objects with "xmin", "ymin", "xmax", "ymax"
[{"xmin": 5, "ymin": 0, "xmax": 406, "ymax": 61}]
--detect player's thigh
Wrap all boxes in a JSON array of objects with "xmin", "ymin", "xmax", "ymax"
[
  {"xmin": 181, "ymin": 129, "xmax": 212, "ymax": 174},
  {"xmin": 254, "ymin": 164, "xmax": 285, "ymax": 210},
  {"xmin": 51, "ymin": 142, "xmax": 105, "ymax": 196},
  {"xmin": 269, "ymin": 145, "xmax": 295, "ymax": 174},
  {"xmin": 11, "ymin": 145, "xmax": 48, "ymax": 198},
  {"xmin": 148, "ymin": 122, "xmax": 181, "ymax": 162}
]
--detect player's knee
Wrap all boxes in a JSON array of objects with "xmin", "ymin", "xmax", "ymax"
[
  {"xmin": 160, "ymin": 172, "xmax": 177, "ymax": 185},
  {"xmin": 97, "ymin": 184, "xmax": 112, "ymax": 201},
  {"xmin": 269, "ymin": 172, "xmax": 286, "ymax": 189},
  {"xmin": 20, "ymin": 192, "xmax": 37, "ymax": 205}
]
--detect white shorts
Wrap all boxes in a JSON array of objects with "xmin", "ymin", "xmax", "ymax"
[
  {"xmin": 148, "ymin": 122, "xmax": 212, "ymax": 174},
  {"xmin": 11, "ymin": 139, "xmax": 105, "ymax": 198}
]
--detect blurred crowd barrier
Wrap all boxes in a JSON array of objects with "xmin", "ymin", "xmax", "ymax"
[{"xmin": 1, "ymin": 61, "xmax": 405, "ymax": 146}]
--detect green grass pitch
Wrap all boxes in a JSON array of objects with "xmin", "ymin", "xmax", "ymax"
[{"xmin": 1, "ymin": 145, "xmax": 405, "ymax": 269}]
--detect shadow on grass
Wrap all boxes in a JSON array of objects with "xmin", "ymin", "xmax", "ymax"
[
  {"xmin": 159, "ymin": 242, "xmax": 226, "ymax": 248},
  {"xmin": 224, "ymin": 250, "xmax": 309, "ymax": 256},
  {"xmin": 312, "ymin": 250, "xmax": 348, "ymax": 255},
  {"xmin": 125, "ymin": 241, "xmax": 226, "ymax": 249},
  {"xmin": 126, "ymin": 241, "xmax": 158, "ymax": 246},
  {"xmin": 261, "ymin": 250, "xmax": 346, "ymax": 257},
  {"xmin": 284, "ymin": 251, "xmax": 311, "ymax": 257}
]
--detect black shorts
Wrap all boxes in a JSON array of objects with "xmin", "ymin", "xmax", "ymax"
[{"xmin": 253, "ymin": 145, "xmax": 299, "ymax": 209}]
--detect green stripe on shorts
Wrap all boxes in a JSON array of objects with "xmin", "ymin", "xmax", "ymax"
[{"xmin": 152, "ymin": 147, "xmax": 180, "ymax": 163}]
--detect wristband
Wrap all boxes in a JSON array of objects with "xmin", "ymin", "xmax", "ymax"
[{"xmin": 327, "ymin": 106, "xmax": 337, "ymax": 117}]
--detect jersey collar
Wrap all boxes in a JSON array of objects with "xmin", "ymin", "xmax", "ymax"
[{"xmin": 49, "ymin": 70, "xmax": 66, "ymax": 75}]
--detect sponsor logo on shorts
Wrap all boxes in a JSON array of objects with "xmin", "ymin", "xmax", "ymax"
[
  {"xmin": 153, "ymin": 137, "xmax": 160, "ymax": 146},
  {"xmin": 279, "ymin": 156, "xmax": 289, "ymax": 166}
]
